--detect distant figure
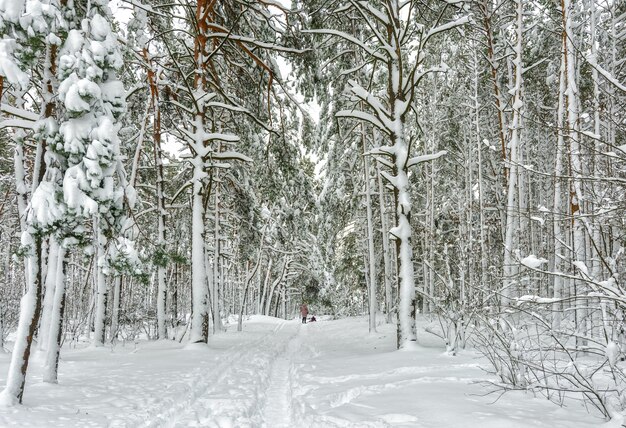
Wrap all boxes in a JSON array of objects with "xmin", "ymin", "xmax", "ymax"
[
  {"xmin": 310, "ymin": 315, "xmax": 316, "ymax": 322},
  {"xmin": 300, "ymin": 303, "xmax": 309, "ymax": 324}
]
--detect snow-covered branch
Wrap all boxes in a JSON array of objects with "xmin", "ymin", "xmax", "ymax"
[
  {"xmin": 303, "ymin": 29, "xmax": 387, "ymax": 62},
  {"xmin": 406, "ymin": 150, "xmax": 447, "ymax": 168}
]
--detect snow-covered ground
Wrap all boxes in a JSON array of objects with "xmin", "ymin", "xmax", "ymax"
[{"xmin": 0, "ymin": 316, "xmax": 612, "ymax": 427}]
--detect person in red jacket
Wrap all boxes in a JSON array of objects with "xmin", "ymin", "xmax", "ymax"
[{"xmin": 300, "ymin": 303, "xmax": 309, "ymax": 324}]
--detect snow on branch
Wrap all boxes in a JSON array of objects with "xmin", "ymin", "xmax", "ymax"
[
  {"xmin": 348, "ymin": 2, "xmax": 396, "ymax": 59},
  {"xmin": 350, "ymin": 1, "xmax": 389, "ymax": 25},
  {"xmin": 303, "ymin": 29, "xmax": 387, "ymax": 62},
  {"xmin": 346, "ymin": 80, "xmax": 392, "ymax": 125},
  {"xmin": 379, "ymin": 170, "xmax": 398, "ymax": 189},
  {"xmin": 584, "ymin": 54, "xmax": 626, "ymax": 93},
  {"xmin": 207, "ymin": 33, "xmax": 309, "ymax": 55},
  {"xmin": 212, "ymin": 151, "xmax": 253, "ymax": 163},
  {"xmin": 204, "ymin": 132, "xmax": 240, "ymax": 143},
  {"xmin": 0, "ymin": 118, "xmax": 36, "ymax": 130},
  {"xmin": 205, "ymin": 101, "xmax": 247, "ymax": 113},
  {"xmin": 122, "ymin": 0, "xmax": 168, "ymax": 18},
  {"xmin": 406, "ymin": 150, "xmax": 447, "ymax": 167},
  {"xmin": 516, "ymin": 295, "xmax": 560, "ymax": 305},
  {"xmin": 520, "ymin": 255, "xmax": 548, "ymax": 269},
  {"xmin": 0, "ymin": 103, "xmax": 39, "ymax": 121},
  {"xmin": 336, "ymin": 110, "xmax": 389, "ymax": 133},
  {"xmin": 422, "ymin": 15, "xmax": 470, "ymax": 47},
  {"xmin": 373, "ymin": 155, "xmax": 394, "ymax": 169},
  {"xmin": 367, "ymin": 145, "xmax": 396, "ymax": 158}
]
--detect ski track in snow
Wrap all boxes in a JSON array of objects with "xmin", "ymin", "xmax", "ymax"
[
  {"xmin": 121, "ymin": 322, "xmax": 300, "ymax": 428},
  {"xmin": 260, "ymin": 325, "xmax": 301, "ymax": 428},
  {"xmin": 111, "ymin": 320, "xmax": 295, "ymax": 428},
  {"xmin": 167, "ymin": 320, "xmax": 291, "ymax": 428},
  {"xmin": 0, "ymin": 317, "xmax": 603, "ymax": 428}
]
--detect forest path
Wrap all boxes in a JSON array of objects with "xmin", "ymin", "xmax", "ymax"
[
  {"xmin": 164, "ymin": 319, "xmax": 300, "ymax": 428},
  {"xmin": 260, "ymin": 324, "xmax": 302, "ymax": 427},
  {"xmin": 0, "ymin": 317, "xmax": 600, "ymax": 428},
  {"xmin": 102, "ymin": 317, "xmax": 302, "ymax": 428}
]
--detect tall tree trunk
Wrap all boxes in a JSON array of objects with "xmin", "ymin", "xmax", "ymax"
[
  {"xmin": 502, "ymin": 0, "xmax": 524, "ymax": 304},
  {"xmin": 259, "ymin": 258, "xmax": 273, "ymax": 315},
  {"xmin": 92, "ymin": 215, "xmax": 108, "ymax": 347},
  {"xmin": 238, "ymin": 226, "xmax": 266, "ymax": 331},
  {"xmin": 0, "ymin": 236, "xmax": 43, "ymax": 404},
  {"xmin": 190, "ymin": 167, "xmax": 208, "ymax": 343},
  {"xmin": 43, "ymin": 241, "xmax": 67, "ymax": 383},
  {"xmin": 39, "ymin": 237, "xmax": 59, "ymax": 351},
  {"xmin": 376, "ymin": 163, "xmax": 393, "ymax": 323},
  {"xmin": 360, "ymin": 124, "xmax": 377, "ymax": 332},
  {"xmin": 472, "ymin": 43, "xmax": 488, "ymax": 290},
  {"xmin": 265, "ymin": 259, "xmax": 288, "ymax": 316},
  {"xmin": 211, "ymin": 168, "xmax": 222, "ymax": 333},
  {"xmin": 147, "ymin": 55, "xmax": 168, "ymax": 341},
  {"xmin": 561, "ymin": 0, "xmax": 586, "ymax": 346},
  {"xmin": 110, "ymin": 276, "xmax": 121, "ymax": 342},
  {"xmin": 391, "ymin": 117, "xmax": 417, "ymax": 348},
  {"xmin": 552, "ymin": 43, "xmax": 567, "ymax": 330}
]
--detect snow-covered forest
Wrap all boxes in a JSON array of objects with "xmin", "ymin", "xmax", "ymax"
[{"xmin": 0, "ymin": 0, "xmax": 624, "ymax": 426}]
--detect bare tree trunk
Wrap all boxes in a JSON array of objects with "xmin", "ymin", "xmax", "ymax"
[
  {"xmin": 265, "ymin": 259, "xmax": 289, "ymax": 316},
  {"xmin": 502, "ymin": 0, "xmax": 524, "ymax": 304},
  {"xmin": 472, "ymin": 43, "xmax": 488, "ymax": 289},
  {"xmin": 259, "ymin": 258, "xmax": 273, "ymax": 315},
  {"xmin": 110, "ymin": 276, "xmax": 121, "ymax": 342},
  {"xmin": 377, "ymin": 163, "xmax": 393, "ymax": 323},
  {"xmin": 153, "ymin": 78, "xmax": 167, "ymax": 340},
  {"xmin": 43, "ymin": 242, "xmax": 67, "ymax": 383},
  {"xmin": 0, "ymin": 236, "xmax": 43, "ymax": 404},
  {"xmin": 238, "ymin": 226, "xmax": 266, "ymax": 331},
  {"xmin": 39, "ymin": 237, "xmax": 59, "ymax": 351},
  {"xmin": 92, "ymin": 215, "xmax": 108, "ymax": 347},
  {"xmin": 360, "ymin": 124, "xmax": 377, "ymax": 332},
  {"xmin": 552, "ymin": 40, "xmax": 567, "ymax": 330},
  {"xmin": 561, "ymin": 0, "xmax": 586, "ymax": 347},
  {"xmin": 211, "ymin": 168, "xmax": 222, "ymax": 334}
]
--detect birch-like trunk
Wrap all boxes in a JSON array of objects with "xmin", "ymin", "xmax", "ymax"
[
  {"xmin": 211, "ymin": 169, "xmax": 222, "ymax": 334},
  {"xmin": 561, "ymin": 0, "xmax": 586, "ymax": 344},
  {"xmin": 0, "ymin": 235, "xmax": 43, "ymax": 404},
  {"xmin": 360, "ymin": 126, "xmax": 377, "ymax": 332},
  {"xmin": 552, "ymin": 47, "xmax": 567, "ymax": 330},
  {"xmin": 391, "ymin": 119, "xmax": 417, "ymax": 348},
  {"xmin": 147, "ymin": 57, "xmax": 168, "ymax": 340},
  {"xmin": 265, "ymin": 259, "xmax": 288, "ymax": 316},
  {"xmin": 238, "ymin": 227, "xmax": 266, "ymax": 331},
  {"xmin": 92, "ymin": 214, "xmax": 108, "ymax": 347},
  {"xmin": 39, "ymin": 237, "xmax": 59, "ymax": 351},
  {"xmin": 43, "ymin": 241, "xmax": 67, "ymax": 383},
  {"xmin": 472, "ymin": 44, "xmax": 488, "ymax": 289},
  {"xmin": 259, "ymin": 258, "xmax": 273, "ymax": 315},
  {"xmin": 110, "ymin": 276, "xmax": 121, "ymax": 341},
  {"xmin": 588, "ymin": 0, "xmax": 603, "ymax": 337},
  {"xmin": 376, "ymin": 163, "xmax": 393, "ymax": 323},
  {"xmin": 190, "ymin": 151, "xmax": 208, "ymax": 343},
  {"xmin": 502, "ymin": 0, "xmax": 524, "ymax": 304}
]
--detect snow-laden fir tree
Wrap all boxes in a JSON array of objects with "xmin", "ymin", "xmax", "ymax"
[{"xmin": 54, "ymin": 0, "xmax": 127, "ymax": 347}]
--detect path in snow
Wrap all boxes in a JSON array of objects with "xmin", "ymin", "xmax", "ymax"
[
  {"xmin": 0, "ymin": 316, "xmax": 604, "ymax": 428},
  {"xmin": 104, "ymin": 318, "xmax": 300, "ymax": 428},
  {"xmin": 165, "ymin": 320, "xmax": 297, "ymax": 428},
  {"xmin": 260, "ymin": 325, "xmax": 301, "ymax": 428}
]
